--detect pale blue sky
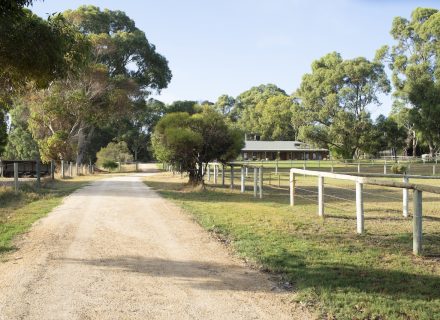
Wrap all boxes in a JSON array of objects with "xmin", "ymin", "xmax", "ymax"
[{"xmin": 31, "ymin": 0, "xmax": 439, "ymax": 117}]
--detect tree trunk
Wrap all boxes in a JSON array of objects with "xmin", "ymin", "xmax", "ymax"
[
  {"xmin": 429, "ymin": 143, "xmax": 435, "ymax": 157},
  {"xmin": 76, "ymin": 128, "xmax": 86, "ymax": 164},
  {"xmin": 187, "ymin": 162, "xmax": 205, "ymax": 187},
  {"xmin": 412, "ymin": 130, "xmax": 417, "ymax": 157},
  {"xmin": 76, "ymin": 126, "xmax": 94, "ymax": 164}
]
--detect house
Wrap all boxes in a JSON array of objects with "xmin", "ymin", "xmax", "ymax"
[{"xmin": 241, "ymin": 140, "xmax": 329, "ymax": 161}]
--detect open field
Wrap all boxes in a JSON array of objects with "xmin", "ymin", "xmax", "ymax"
[
  {"xmin": 0, "ymin": 175, "xmax": 102, "ymax": 256},
  {"xmin": 145, "ymin": 170, "xmax": 440, "ymax": 320}
]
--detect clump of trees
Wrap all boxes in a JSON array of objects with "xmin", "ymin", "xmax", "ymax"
[
  {"xmin": 377, "ymin": 7, "xmax": 440, "ymax": 157},
  {"xmin": 2, "ymin": 4, "xmax": 439, "ymax": 167},
  {"xmin": 1, "ymin": 3, "xmax": 172, "ymax": 164}
]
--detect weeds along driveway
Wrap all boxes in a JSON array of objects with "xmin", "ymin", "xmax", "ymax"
[{"xmin": 0, "ymin": 170, "xmax": 310, "ymax": 320}]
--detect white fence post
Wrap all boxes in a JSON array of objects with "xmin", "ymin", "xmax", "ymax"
[
  {"xmin": 289, "ymin": 171, "xmax": 295, "ymax": 206},
  {"xmin": 14, "ymin": 162, "xmax": 19, "ymax": 193},
  {"xmin": 207, "ymin": 164, "xmax": 211, "ymax": 181},
  {"xmin": 403, "ymin": 176, "xmax": 409, "ymax": 218},
  {"xmin": 259, "ymin": 167, "xmax": 263, "ymax": 199},
  {"xmin": 318, "ymin": 176, "xmax": 324, "ymax": 217},
  {"xmin": 214, "ymin": 165, "xmax": 218, "ymax": 184},
  {"xmin": 357, "ymin": 163, "xmax": 361, "ymax": 173},
  {"xmin": 356, "ymin": 181, "xmax": 364, "ymax": 234},
  {"xmin": 254, "ymin": 167, "xmax": 258, "ymax": 197},
  {"xmin": 413, "ymin": 189, "xmax": 422, "ymax": 255},
  {"xmin": 240, "ymin": 167, "xmax": 245, "ymax": 193},
  {"xmin": 230, "ymin": 166, "xmax": 234, "ymax": 189}
]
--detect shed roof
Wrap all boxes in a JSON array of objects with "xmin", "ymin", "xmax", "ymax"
[{"xmin": 242, "ymin": 141, "xmax": 328, "ymax": 152}]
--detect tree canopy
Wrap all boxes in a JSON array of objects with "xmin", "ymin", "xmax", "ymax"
[
  {"xmin": 63, "ymin": 5, "xmax": 172, "ymax": 94},
  {"xmin": 295, "ymin": 52, "xmax": 390, "ymax": 158},
  {"xmin": 377, "ymin": 7, "xmax": 440, "ymax": 156},
  {"xmin": 152, "ymin": 108, "xmax": 243, "ymax": 185},
  {"xmin": 12, "ymin": 6, "xmax": 172, "ymax": 163}
]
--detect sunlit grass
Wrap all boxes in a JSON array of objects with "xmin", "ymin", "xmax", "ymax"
[{"xmin": 145, "ymin": 171, "xmax": 440, "ymax": 320}]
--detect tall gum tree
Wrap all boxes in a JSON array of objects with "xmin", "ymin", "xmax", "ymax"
[
  {"xmin": 26, "ymin": 6, "xmax": 172, "ymax": 163},
  {"xmin": 235, "ymin": 84, "xmax": 290, "ymax": 139},
  {"xmin": 0, "ymin": 5, "xmax": 90, "ymax": 155},
  {"xmin": 377, "ymin": 7, "xmax": 440, "ymax": 156},
  {"xmin": 295, "ymin": 52, "xmax": 390, "ymax": 159}
]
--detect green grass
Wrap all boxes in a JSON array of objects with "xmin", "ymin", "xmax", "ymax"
[
  {"xmin": 145, "ymin": 172, "xmax": 440, "ymax": 320},
  {"xmin": 0, "ymin": 176, "xmax": 99, "ymax": 255}
]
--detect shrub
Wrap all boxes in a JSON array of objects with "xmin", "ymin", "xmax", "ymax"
[
  {"xmin": 102, "ymin": 160, "xmax": 118, "ymax": 171},
  {"xmin": 96, "ymin": 141, "xmax": 133, "ymax": 168},
  {"xmin": 391, "ymin": 164, "xmax": 407, "ymax": 174}
]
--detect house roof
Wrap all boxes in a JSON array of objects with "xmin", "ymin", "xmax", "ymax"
[{"xmin": 242, "ymin": 141, "xmax": 328, "ymax": 152}]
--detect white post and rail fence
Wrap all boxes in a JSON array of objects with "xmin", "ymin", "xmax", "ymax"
[{"xmin": 289, "ymin": 168, "xmax": 440, "ymax": 256}]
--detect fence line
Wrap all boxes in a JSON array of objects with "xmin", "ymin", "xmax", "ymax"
[{"xmin": 289, "ymin": 168, "xmax": 440, "ymax": 255}]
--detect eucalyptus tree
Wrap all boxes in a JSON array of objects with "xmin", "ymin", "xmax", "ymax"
[
  {"xmin": 214, "ymin": 95, "xmax": 235, "ymax": 117},
  {"xmin": 26, "ymin": 6, "xmax": 172, "ymax": 163},
  {"xmin": 377, "ymin": 7, "xmax": 440, "ymax": 156},
  {"xmin": 152, "ymin": 108, "xmax": 243, "ymax": 185},
  {"xmin": 235, "ymin": 84, "xmax": 291, "ymax": 139},
  {"xmin": 0, "ymin": 4, "xmax": 89, "ymax": 155},
  {"xmin": 166, "ymin": 100, "xmax": 199, "ymax": 114},
  {"xmin": 3, "ymin": 101, "xmax": 39, "ymax": 160},
  {"xmin": 375, "ymin": 115, "xmax": 407, "ymax": 160},
  {"xmin": 295, "ymin": 52, "xmax": 390, "ymax": 158},
  {"xmin": 389, "ymin": 100, "xmax": 418, "ymax": 156},
  {"xmin": 118, "ymin": 99, "xmax": 166, "ymax": 161}
]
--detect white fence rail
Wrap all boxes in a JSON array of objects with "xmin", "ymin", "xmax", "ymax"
[{"xmin": 289, "ymin": 168, "xmax": 440, "ymax": 255}]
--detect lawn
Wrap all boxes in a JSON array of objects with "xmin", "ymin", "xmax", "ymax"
[
  {"xmin": 145, "ymin": 171, "xmax": 440, "ymax": 320},
  {"xmin": 0, "ymin": 176, "xmax": 101, "ymax": 256}
]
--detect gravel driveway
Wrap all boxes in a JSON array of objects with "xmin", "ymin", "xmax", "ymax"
[{"xmin": 0, "ymin": 166, "xmax": 311, "ymax": 319}]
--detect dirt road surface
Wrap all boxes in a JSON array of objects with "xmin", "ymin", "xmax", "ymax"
[{"xmin": 0, "ymin": 165, "xmax": 311, "ymax": 319}]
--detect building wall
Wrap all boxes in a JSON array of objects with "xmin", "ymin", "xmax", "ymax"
[{"xmin": 242, "ymin": 150, "xmax": 329, "ymax": 161}]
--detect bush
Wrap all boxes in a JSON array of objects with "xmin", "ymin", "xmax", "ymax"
[
  {"xmin": 102, "ymin": 160, "xmax": 118, "ymax": 171},
  {"xmin": 96, "ymin": 141, "xmax": 133, "ymax": 168},
  {"xmin": 391, "ymin": 164, "xmax": 407, "ymax": 174}
]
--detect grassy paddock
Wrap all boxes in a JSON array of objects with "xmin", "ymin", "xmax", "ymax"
[
  {"xmin": 145, "ymin": 171, "xmax": 440, "ymax": 320},
  {"xmin": 0, "ymin": 176, "xmax": 101, "ymax": 256},
  {"xmin": 228, "ymin": 160, "xmax": 440, "ymax": 176}
]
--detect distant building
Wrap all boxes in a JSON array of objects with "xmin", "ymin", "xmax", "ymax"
[{"xmin": 241, "ymin": 140, "xmax": 329, "ymax": 161}]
